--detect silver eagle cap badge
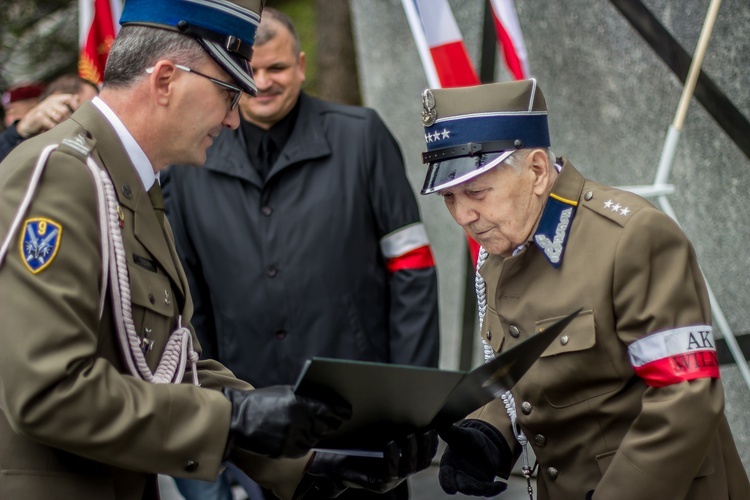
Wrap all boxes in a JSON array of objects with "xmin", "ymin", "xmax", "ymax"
[{"xmin": 421, "ymin": 89, "xmax": 437, "ymax": 126}]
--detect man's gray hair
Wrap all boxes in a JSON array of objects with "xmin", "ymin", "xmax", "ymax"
[
  {"xmin": 255, "ymin": 7, "xmax": 301, "ymax": 56},
  {"xmin": 103, "ymin": 26, "xmax": 207, "ymax": 88},
  {"xmin": 503, "ymin": 148, "xmax": 556, "ymax": 171}
]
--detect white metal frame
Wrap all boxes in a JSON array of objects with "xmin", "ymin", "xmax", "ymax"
[{"xmin": 618, "ymin": 0, "xmax": 750, "ymax": 392}]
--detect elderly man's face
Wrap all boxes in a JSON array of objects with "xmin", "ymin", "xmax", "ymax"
[{"xmin": 439, "ymin": 152, "xmax": 549, "ymax": 257}]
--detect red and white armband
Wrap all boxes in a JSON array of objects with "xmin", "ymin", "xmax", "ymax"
[
  {"xmin": 628, "ymin": 325, "xmax": 720, "ymax": 387},
  {"xmin": 380, "ymin": 223, "xmax": 435, "ymax": 272}
]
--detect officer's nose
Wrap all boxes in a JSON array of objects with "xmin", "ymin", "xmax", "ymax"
[{"xmin": 223, "ymin": 106, "xmax": 241, "ymax": 130}]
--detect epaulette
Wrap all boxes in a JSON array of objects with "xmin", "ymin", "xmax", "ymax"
[
  {"xmin": 579, "ymin": 182, "xmax": 654, "ymax": 227},
  {"xmin": 55, "ymin": 127, "xmax": 97, "ymax": 163}
]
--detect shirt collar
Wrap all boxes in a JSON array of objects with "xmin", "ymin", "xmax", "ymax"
[
  {"xmin": 240, "ymin": 91, "xmax": 302, "ymax": 155},
  {"xmin": 91, "ymin": 96, "xmax": 157, "ymax": 190}
]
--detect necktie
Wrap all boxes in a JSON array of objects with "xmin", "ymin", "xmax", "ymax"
[
  {"xmin": 147, "ymin": 182, "xmax": 165, "ymax": 226},
  {"xmin": 258, "ymin": 135, "xmax": 275, "ymax": 180}
]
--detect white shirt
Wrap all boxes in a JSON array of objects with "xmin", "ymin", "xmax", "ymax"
[{"xmin": 91, "ymin": 96, "xmax": 158, "ymax": 190}]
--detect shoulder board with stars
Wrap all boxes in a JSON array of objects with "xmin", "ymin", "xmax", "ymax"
[{"xmin": 581, "ymin": 185, "xmax": 651, "ymax": 227}]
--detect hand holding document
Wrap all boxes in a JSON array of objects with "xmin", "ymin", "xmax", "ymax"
[{"xmin": 294, "ymin": 309, "xmax": 581, "ymax": 453}]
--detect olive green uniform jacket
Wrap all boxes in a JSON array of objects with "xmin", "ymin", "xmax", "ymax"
[
  {"xmin": 472, "ymin": 159, "xmax": 749, "ymax": 499},
  {"xmin": 0, "ymin": 103, "xmax": 307, "ymax": 499}
]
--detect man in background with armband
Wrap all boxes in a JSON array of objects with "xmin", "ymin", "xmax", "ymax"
[{"xmin": 163, "ymin": 7, "xmax": 439, "ymax": 500}]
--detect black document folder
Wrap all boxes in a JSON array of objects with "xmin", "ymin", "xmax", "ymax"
[{"xmin": 294, "ymin": 309, "xmax": 580, "ymax": 452}]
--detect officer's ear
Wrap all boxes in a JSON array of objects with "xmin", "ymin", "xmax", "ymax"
[
  {"xmin": 528, "ymin": 149, "xmax": 551, "ymax": 196},
  {"xmin": 145, "ymin": 60, "xmax": 178, "ymax": 107},
  {"xmin": 297, "ymin": 51, "xmax": 307, "ymax": 82}
]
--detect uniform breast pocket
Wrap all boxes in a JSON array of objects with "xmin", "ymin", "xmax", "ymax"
[
  {"xmin": 127, "ymin": 263, "xmax": 176, "ymax": 361},
  {"xmin": 536, "ymin": 310, "xmax": 624, "ymax": 407}
]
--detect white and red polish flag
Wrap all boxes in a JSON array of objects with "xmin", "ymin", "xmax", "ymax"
[
  {"xmin": 489, "ymin": 0, "xmax": 530, "ymax": 80},
  {"xmin": 402, "ymin": 0, "xmax": 483, "ymax": 263},
  {"xmin": 79, "ymin": 0, "xmax": 122, "ymax": 85},
  {"xmin": 402, "ymin": 0, "xmax": 530, "ymax": 266},
  {"xmin": 403, "ymin": 0, "xmax": 481, "ymax": 89}
]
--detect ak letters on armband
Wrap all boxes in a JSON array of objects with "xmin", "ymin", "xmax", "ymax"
[{"xmin": 629, "ymin": 326, "xmax": 720, "ymax": 387}]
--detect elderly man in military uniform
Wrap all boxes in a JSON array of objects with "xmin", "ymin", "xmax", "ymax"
[
  {"xmin": 421, "ymin": 79, "xmax": 749, "ymax": 499},
  {"xmin": 0, "ymin": 1, "xmax": 436, "ymax": 498}
]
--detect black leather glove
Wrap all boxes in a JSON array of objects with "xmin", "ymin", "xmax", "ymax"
[
  {"xmin": 438, "ymin": 420, "xmax": 514, "ymax": 497},
  {"xmin": 223, "ymin": 386, "xmax": 352, "ymax": 459},
  {"xmin": 297, "ymin": 428, "xmax": 439, "ymax": 498}
]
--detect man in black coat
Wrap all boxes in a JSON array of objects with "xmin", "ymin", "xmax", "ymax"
[{"xmin": 163, "ymin": 7, "xmax": 440, "ymax": 500}]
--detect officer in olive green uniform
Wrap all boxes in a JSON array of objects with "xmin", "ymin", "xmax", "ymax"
[
  {"xmin": 422, "ymin": 80, "xmax": 750, "ymax": 499},
  {"xmin": 0, "ymin": 1, "xmax": 437, "ymax": 499}
]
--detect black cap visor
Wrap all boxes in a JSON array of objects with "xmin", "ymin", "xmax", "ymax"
[
  {"xmin": 421, "ymin": 150, "xmax": 515, "ymax": 195},
  {"xmin": 200, "ymin": 39, "xmax": 257, "ymax": 96}
]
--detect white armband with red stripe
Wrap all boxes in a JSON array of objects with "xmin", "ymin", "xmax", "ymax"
[
  {"xmin": 380, "ymin": 223, "xmax": 435, "ymax": 272},
  {"xmin": 628, "ymin": 325, "xmax": 720, "ymax": 387}
]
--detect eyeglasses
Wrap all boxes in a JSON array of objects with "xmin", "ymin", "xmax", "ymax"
[{"xmin": 145, "ymin": 64, "xmax": 243, "ymax": 111}]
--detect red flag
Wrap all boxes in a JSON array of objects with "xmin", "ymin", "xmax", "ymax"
[{"xmin": 79, "ymin": 0, "xmax": 122, "ymax": 85}]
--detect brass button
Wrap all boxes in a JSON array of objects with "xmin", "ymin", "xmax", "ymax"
[
  {"xmin": 148, "ymin": 293, "xmax": 155, "ymax": 304},
  {"xmin": 266, "ymin": 267, "xmax": 278, "ymax": 277},
  {"xmin": 261, "ymin": 206, "xmax": 273, "ymax": 216},
  {"xmin": 560, "ymin": 335, "xmax": 569, "ymax": 345},
  {"xmin": 184, "ymin": 460, "xmax": 199, "ymax": 472},
  {"xmin": 534, "ymin": 434, "xmax": 547, "ymax": 447},
  {"xmin": 547, "ymin": 467, "xmax": 558, "ymax": 480},
  {"xmin": 584, "ymin": 191, "xmax": 593, "ymax": 201},
  {"xmin": 521, "ymin": 402, "xmax": 533, "ymax": 415},
  {"xmin": 508, "ymin": 325, "xmax": 521, "ymax": 338},
  {"xmin": 487, "ymin": 330, "xmax": 492, "ymax": 341},
  {"xmin": 121, "ymin": 185, "xmax": 133, "ymax": 199}
]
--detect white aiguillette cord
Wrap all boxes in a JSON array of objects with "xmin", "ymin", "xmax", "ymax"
[
  {"xmin": 0, "ymin": 144, "xmax": 199, "ymax": 386},
  {"xmin": 475, "ymin": 246, "xmax": 535, "ymax": 499}
]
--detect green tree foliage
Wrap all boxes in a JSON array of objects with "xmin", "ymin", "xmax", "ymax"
[
  {"xmin": 267, "ymin": 0, "xmax": 319, "ymax": 96},
  {"xmin": 0, "ymin": 0, "xmax": 360, "ymax": 105},
  {"xmin": 0, "ymin": 0, "xmax": 78, "ymax": 89},
  {"xmin": 268, "ymin": 0, "xmax": 361, "ymax": 104}
]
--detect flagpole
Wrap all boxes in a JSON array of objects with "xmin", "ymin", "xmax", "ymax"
[
  {"xmin": 652, "ymin": 0, "xmax": 750, "ymax": 391},
  {"xmin": 400, "ymin": 0, "xmax": 441, "ymax": 89},
  {"xmin": 654, "ymin": 0, "xmax": 721, "ymax": 186}
]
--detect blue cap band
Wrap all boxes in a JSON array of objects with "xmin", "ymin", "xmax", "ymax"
[
  {"xmin": 424, "ymin": 113, "xmax": 550, "ymax": 153},
  {"xmin": 120, "ymin": 0, "xmax": 260, "ymax": 47}
]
